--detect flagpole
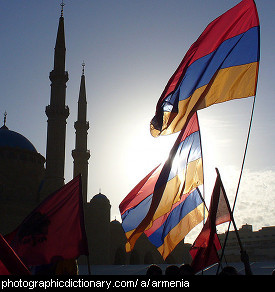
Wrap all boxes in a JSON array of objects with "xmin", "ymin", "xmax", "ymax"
[
  {"xmin": 215, "ymin": 168, "xmax": 244, "ymax": 252},
  {"xmin": 197, "ymin": 112, "xmax": 207, "ymax": 276},
  {"xmin": 233, "ymin": 96, "xmax": 257, "ymax": 215},
  {"xmin": 86, "ymin": 255, "xmax": 91, "ymax": 275},
  {"xmin": 216, "ymin": 209, "xmax": 244, "ymax": 274},
  {"xmin": 217, "ymin": 94, "xmax": 257, "ymax": 274},
  {"xmin": 197, "ymin": 112, "xmax": 207, "ymax": 227}
]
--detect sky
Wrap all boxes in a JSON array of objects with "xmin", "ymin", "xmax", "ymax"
[{"xmin": 1, "ymin": 0, "xmax": 274, "ymax": 243}]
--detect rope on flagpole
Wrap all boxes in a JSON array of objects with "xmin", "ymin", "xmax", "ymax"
[{"xmin": 217, "ymin": 93, "xmax": 257, "ymax": 274}]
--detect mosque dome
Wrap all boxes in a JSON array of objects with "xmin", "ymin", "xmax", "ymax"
[
  {"xmin": 0, "ymin": 122, "xmax": 45, "ymax": 234},
  {"xmin": 110, "ymin": 219, "xmax": 122, "ymax": 226},
  {"xmin": 90, "ymin": 192, "xmax": 110, "ymax": 204},
  {"xmin": 0, "ymin": 125, "xmax": 37, "ymax": 152}
]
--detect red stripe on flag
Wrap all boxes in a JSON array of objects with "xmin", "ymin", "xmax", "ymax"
[{"xmin": 157, "ymin": 0, "xmax": 259, "ymax": 106}]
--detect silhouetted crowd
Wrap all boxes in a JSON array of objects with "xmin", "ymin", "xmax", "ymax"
[
  {"xmin": 146, "ymin": 251, "xmax": 260, "ymax": 275},
  {"xmin": 146, "ymin": 264, "xmax": 194, "ymax": 275},
  {"xmin": 146, "ymin": 263, "xmax": 249, "ymax": 275}
]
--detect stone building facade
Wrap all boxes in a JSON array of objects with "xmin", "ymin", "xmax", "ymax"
[{"xmin": 219, "ymin": 224, "xmax": 275, "ymax": 262}]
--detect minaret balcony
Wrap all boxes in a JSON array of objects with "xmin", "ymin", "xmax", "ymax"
[
  {"xmin": 49, "ymin": 70, "xmax": 69, "ymax": 83},
  {"xmin": 45, "ymin": 105, "xmax": 70, "ymax": 119},
  {"xmin": 74, "ymin": 121, "xmax": 89, "ymax": 131},
  {"xmin": 72, "ymin": 149, "xmax": 91, "ymax": 160}
]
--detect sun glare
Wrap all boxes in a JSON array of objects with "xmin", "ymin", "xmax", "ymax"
[{"xmin": 124, "ymin": 132, "xmax": 177, "ymax": 188}]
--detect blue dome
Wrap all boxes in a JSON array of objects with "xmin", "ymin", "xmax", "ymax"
[{"xmin": 0, "ymin": 125, "xmax": 37, "ymax": 152}]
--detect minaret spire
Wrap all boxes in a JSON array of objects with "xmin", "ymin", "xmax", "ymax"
[
  {"xmin": 72, "ymin": 64, "xmax": 90, "ymax": 201},
  {"xmin": 3, "ymin": 111, "xmax": 7, "ymax": 127},
  {"xmin": 41, "ymin": 3, "xmax": 69, "ymax": 199},
  {"xmin": 53, "ymin": 5, "xmax": 66, "ymax": 76},
  {"xmin": 60, "ymin": 0, "xmax": 65, "ymax": 17},
  {"xmin": 82, "ymin": 61, "xmax": 85, "ymax": 75}
]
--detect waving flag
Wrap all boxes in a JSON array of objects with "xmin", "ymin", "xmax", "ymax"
[
  {"xmin": 190, "ymin": 169, "xmax": 232, "ymax": 273},
  {"xmin": 5, "ymin": 175, "xmax": 89, "ymax": 266},
  {"xmin": 151, "ymin": 0, "xmax": 260, "ymax": 137},
  {"xmin": 120, "ymin": 113, "xmax": 206, "ymax": 258},
  {"xmin": 145, "ymin": 187, "xmax": 206, "ymax": 259}
]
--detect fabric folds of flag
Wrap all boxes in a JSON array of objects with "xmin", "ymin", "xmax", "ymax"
[
  {"xmin": 189, "ymin": 169, "xmax": 232, "ymax": 273},
  {"xmin": 120, "ymin": 112, "xmax": 206, "ymax": 259},
  {"xmin": 0, "ymin": 233, "xmax": 30, "ymax": 275},
  {"xmin": 150, "ymin": 0, "xmax": 260, "ymax": 137},
  {"xmin": 5, "ymin": 175, "xmax": 89, "ymax": 267}
]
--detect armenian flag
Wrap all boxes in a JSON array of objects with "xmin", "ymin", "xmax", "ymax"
[
  {"xmin": 150, "ymin": 0, "xmax": 260, "ymax": 137},
  {"xmin": 120, "ymin": 113, "xmax": 206, "ymax": 258}
]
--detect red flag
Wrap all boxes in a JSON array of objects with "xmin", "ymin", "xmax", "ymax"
[
  {"xmin": 5, "ymin": 175, "xmax": 89, "ymax": 266},
  {"xmin": 190, "ymin": 168, "xmax": 232, "ymax": 273},
  {"xmin": 0, "ymin": 233, "xmax": 30, "ymax": 275}
]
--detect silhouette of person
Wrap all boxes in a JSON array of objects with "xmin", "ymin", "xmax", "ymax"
[
  {"xmin": 179, "ymin": 264, "xmax": 195, "ymax": 275},
  {"xmin": 240, "ymin": 250, "xmax": 252, "ymax": 275},
  {"xmin": 219, "ymin": 250, "xmax": 253, "ymax": 275},
  {"xmin": 31, "ymin": 263, "xmax": 57, "ymax": 275},
  {"xmin": 219, "ymin": 266, "xmax": 239, "ymax": 275},
  {"xmin": 165, "ymin": 265, "xmax": 180, "ymax": 275},
  {"xmin": 55, "ymin": 259, "xmax": 78, "ymax": 275},
  {"xmin": 146, "ymin": 264, "xmax": 162, "ymax": 275}
]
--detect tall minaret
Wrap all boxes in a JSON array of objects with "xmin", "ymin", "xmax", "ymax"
[
  {"xmin": 42, "ymin": 3, "xmax": 69, "ymax": 198},
  {"xmin": 72, "ymin": 63, "xmax": 90, "ymax": 201}
]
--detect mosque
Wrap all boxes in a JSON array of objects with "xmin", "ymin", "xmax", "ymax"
[{"xmin": 0, "ymin": 5, "xmax": 190, "ymax": 266}]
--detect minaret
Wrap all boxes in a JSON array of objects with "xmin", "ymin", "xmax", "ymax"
[
  {"xmin": 72, "ymin": 63, "xmax": 90, "ymax": 201},
  {"xmin": 42, "ymin": 3, "xmax": 69, "ymax": 198}
]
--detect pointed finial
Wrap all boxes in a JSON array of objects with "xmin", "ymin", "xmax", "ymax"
[
  {"xmin": 3, "ymin": 111, "xmax": 7, "ymax": 126},
  {"xmin": 60, "ymin": 0, "xmax": 65, "ymax": 17},
  {"xmin": 82, "ymin": 61, "xmax": 85, "ymax": 75},
  {"xmin": 1, "ymin": 111, "xmax": 8, "ymax": 129}
]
